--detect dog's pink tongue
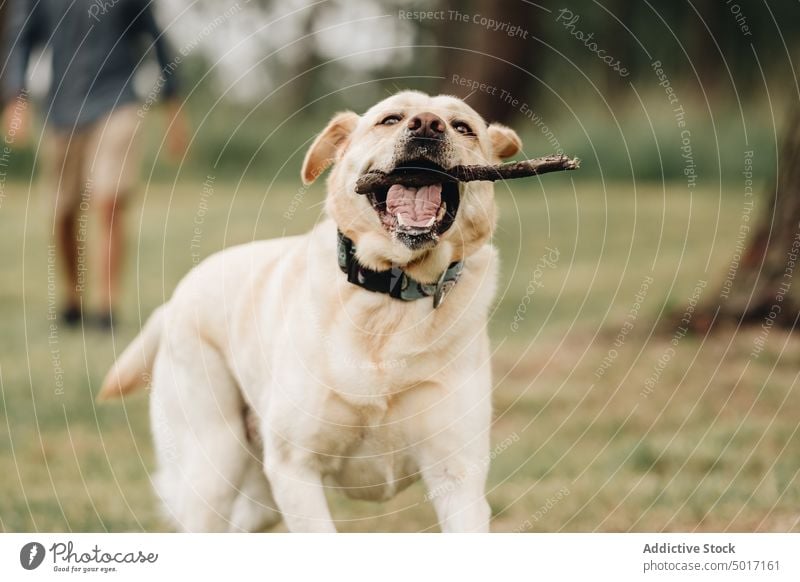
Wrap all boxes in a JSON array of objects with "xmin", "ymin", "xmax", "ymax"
[{"xmin": 386, "ymin": 183, "xmax": 442, "ymax": 227}]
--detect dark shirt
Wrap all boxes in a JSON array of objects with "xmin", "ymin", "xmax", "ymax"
[{"xmin": 3, "ymin": 0, "xmax": 178, "ymax": 129}]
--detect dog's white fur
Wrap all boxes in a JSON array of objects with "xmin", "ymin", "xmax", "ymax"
[{"xmin": 100, "ymin": 91, "xmax": 521, "ymax": 532}]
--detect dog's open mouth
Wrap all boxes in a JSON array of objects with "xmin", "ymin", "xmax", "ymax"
[{"xmin": 363, "ymin": 160, "xmax": 460, "ymax": 250}]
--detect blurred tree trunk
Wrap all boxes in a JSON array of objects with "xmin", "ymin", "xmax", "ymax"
[
  {"xmin": 0, "ymin": 1, "xmax": 7, "ymax": 107},
  {"xmin": 691, "ymin": 101, "xmax": 800, "ymax": 331},
  {"xmin": 686, "ymin": 0, "xmax": 727, "ymax": 97},
  {"xmin": 439, "ymin": 0, "xmax": 536, "ymax": 124},
  {"xmin": 604, "ymin": 0, "xmax": 636, "ymax": 95}
]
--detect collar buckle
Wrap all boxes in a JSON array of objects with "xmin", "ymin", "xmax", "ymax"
[{"xmin": 433, "ymin": 261, "xmax": 463, "ymax": 308}]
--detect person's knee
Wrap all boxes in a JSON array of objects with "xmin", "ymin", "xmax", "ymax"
[{"xmin": 98, "ymin": 195, "xmax": 126, "ymax": 221}]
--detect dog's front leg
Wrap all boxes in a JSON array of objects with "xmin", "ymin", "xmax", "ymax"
[
  {"xmin": 262, "ymin": 439, "xmax": 336, "ymax": 532},
  {"xmin": 413, "ymin": 402, "xmax": 492, "ymax": 531},
  {"xmin": 420, "ymin": 451, "xmax": 491, "ymax": 533},
  {"xmin": 409, "ymin": 367, "xmax": 494, "ymax": 532}
]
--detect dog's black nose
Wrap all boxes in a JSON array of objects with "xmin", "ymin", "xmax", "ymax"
[{"xmin": 407, "ymin": 112, "xmax": 446, "ymax": 139}]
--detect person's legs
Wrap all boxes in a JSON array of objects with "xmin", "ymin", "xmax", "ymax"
[
  {"xmin": 96, "ymin": 195, "xmax": 125, "ymax": 322},
  {"xmin": 86, "ymin": 105, "xmax": 141, "ymax": 327},
  {"xmin": 46, "ymin": 130, "xmax": 88, "ymax": 325},
  {"xmin": 56, "ymin": 206, "xmax": 81, "ymax": 315}
]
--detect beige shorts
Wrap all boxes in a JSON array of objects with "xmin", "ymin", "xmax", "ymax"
[{"xmin": 45, "ymin": 105, "xmax": 141, "ymax": 218}]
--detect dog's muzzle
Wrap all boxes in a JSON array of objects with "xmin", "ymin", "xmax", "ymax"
[{"xmin": 359, "ymin": 158, "xmax": 460, "ymax": 251}]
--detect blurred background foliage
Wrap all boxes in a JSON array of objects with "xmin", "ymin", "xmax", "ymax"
[{"xmin": 2, "ymin": 0, "xmax": 796, "ymax": 185}]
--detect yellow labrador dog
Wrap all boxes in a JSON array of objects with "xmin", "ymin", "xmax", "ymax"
[{"xmin": 100, "ymin": 90, "xmax": 521, "ymax": 532}]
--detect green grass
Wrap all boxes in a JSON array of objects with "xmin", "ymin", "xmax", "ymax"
[{"xmin": 1, "ymin": 177, "xmax": 798, "ymax": 532}]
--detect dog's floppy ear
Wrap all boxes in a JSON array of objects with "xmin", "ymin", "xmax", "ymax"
[
  {"xmin": 487, "ymin": 123, "xmax": 522, "ymax": 159},
  {"xmin": 301, "ymin": 111, "xmax": 360, "ymax": 185}
]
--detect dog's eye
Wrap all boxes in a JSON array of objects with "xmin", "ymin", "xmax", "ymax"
[
  {"xmin": 379, "ymin": 114, "xmax": 403, "ymax": 126},
  {"xmin": 453, "ymin": 121, "xmax": 475, "ymax": 136}
]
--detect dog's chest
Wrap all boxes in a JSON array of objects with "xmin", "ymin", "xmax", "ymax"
[
  {"xmin": 323, "ymin": 309, "xmax": 453, "ymax": 397},
  {"xmin": 326, "ymin": 417, "xmax": 419, "ymax": 502}
]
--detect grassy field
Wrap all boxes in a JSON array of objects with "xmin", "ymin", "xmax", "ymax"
[{"xmin": 1, "ymin": 175, "xmax": 798, "ymax": 533}]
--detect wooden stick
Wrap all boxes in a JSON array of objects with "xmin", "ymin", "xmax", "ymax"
[{"xmin": 355, "ymin": 154, "xmax": 580, "ymax": 194}]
